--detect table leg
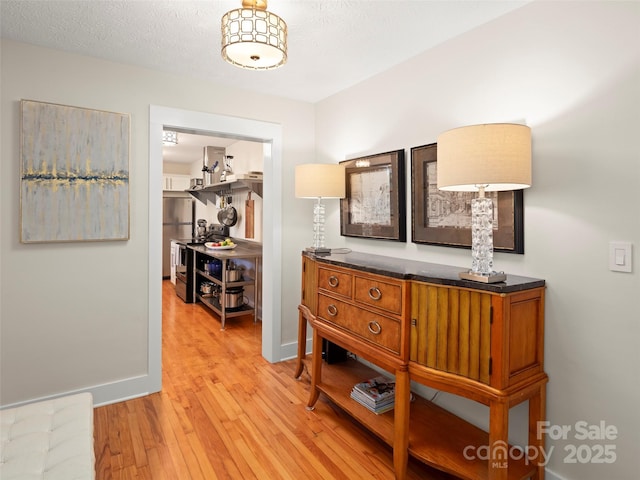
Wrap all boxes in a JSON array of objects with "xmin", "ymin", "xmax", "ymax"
[
  {"xmin": 306, "ymin": 328, "xmax": 322, "ymax": 410},
  {"xmin": 488, "ymin": 400, "xmax": 509, "ymax": 480},
  {"xmin": 529, "ymin": 383, "xmax": 546, "ymax": 480},
  {"xmin": 393, "ymin": 367, "xmax": 410, "ymax": 480},
  {"xmin": 294, "ymin": 308, "xmax": 307, "ymax": 379}
]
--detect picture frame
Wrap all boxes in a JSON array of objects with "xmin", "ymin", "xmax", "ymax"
[
  {"xmin": 340, "ymin": 149, "xmax": 406, "ymax": 242},
  {"xmin": 411, "ymin": 143, "xmax": 524, "ymax": 253},
  {"xmin": 20, "ymin": 99, "xmax": 130, "ymax": 243}
]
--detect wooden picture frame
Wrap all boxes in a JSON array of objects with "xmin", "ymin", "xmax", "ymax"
[
  {"xmin": 411, "ymin": 143, "xmax": 524, "ymax": 253},
  {"xmin": 20, "ymin": 100, "xmax": 130, "ymax": 243},
  {"xmin": 340, "ymin": 150, "xmax": 406, "ymax": 242}
]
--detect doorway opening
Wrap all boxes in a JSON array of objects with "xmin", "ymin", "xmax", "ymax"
[{"xmin": 148, "ymin": 106, "xmax": 283, "ymax": 394}]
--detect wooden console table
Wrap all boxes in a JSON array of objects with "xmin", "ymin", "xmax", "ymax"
[{"xmin": 296, "ymin": 251, "xmax": 547, "ymax": 480}]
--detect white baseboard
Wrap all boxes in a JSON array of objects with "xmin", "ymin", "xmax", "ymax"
[
  {"xmin": 278, "ymin": 339, "xmax": 301, "ymax": 361},
  {"xmin": 1, "ymin": 374, "xmax": 160, "ymax": 410},
  {"xmin": 279, "ymin": 337, "xmax": 312, "ymax": 362},
  {"xmin": 90, "ymin": 374, "xmax": 161, "ymax": 407}
]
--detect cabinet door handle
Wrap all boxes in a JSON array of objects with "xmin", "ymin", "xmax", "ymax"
[
  {"xmin": 327, "ymin": 304, "xmax": 338, "ymax": 316},
  {"xmin": 368, "ymin": 287, "xmax": 382, "ymax": 300},
  {"xmin": 367, "ymin": 321, "xmax": 382, "ymax": 335},
  {"xmin": 328, "ymin": 276, "xmax": 339, "ymax": 288}
]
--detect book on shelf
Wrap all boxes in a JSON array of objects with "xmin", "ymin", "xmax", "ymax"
[
  {"xmin": 350, "ymin": 375, "xmax": 416, "ymax": 415},
  {"xmin": 350, "ymin": 375, "xmax": 396, "ymax": 414},
  {"xmin": 353, "ymin": 376, "xmax": 395, "ymax": 402},
  {"xmin": 350, "ymin": 387, "xmax": 394, "ymax": 407},
  {"xmin": 350, "ymin": 390, "xmax": 395, "ymax": 414}
]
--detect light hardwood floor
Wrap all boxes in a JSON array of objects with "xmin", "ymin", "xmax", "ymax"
[{"xmin": 93, "ymin": 280, "xmax": 456, "ymax": 479}]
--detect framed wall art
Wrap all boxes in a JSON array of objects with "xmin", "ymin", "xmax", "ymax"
[
  {"xmin": 20, "ymin": 100, "xmax": 130, "ymax": 243},
  {"xmin": 340, "ymin": 149, "xmax": 406, "ymax": 242},
  {"xmin": 411, "ymin": 143, "xmax": 524, "ymax": 253}
]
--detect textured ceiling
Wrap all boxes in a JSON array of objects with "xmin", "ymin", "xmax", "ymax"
[{"xmin": 0, "ymin": 0, "xmax": 531, "ymax": 104}]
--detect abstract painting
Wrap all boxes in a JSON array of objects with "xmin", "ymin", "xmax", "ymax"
[{"xmin": 20, "ymin": 100, "xmax": 130, "ymax": 243}]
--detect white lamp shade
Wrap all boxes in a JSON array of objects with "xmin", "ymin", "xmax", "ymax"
[
  {"xmin": 437, "ymin": 123, "xmax": 532, "ymax": 192},
  {"xmin": 295, "ymin": 164, "xmax": 346, "ymax": 198}
]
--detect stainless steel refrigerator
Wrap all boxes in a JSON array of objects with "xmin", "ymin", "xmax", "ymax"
[{"xmin": 162, "ymin": 196, "xmax": 195, "ymax": 278}]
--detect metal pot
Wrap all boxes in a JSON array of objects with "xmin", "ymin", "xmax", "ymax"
[
  {"xmin": 224, "ymin": 287, "xmax": 246, "ymax": 309},
  {"xmin": 226, "ymin": 269, "xmax": 242, "ymax": 282}
]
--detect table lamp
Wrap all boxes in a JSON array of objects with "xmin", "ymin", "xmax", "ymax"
[
  {"xmin": 437, "ymin": 123, "xmax": 531, "ymax": 283},
  {"xmin": 295, "ymin": 164, "xmax": 346, "ymax": 253}
]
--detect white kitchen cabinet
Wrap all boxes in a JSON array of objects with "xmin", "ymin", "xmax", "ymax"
[{"xmin": 163, "ymin": 174, "xmax": 191, "ymax": 192}]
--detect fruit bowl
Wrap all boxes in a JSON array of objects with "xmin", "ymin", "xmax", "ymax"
[{"xmin": 205, "ymin": 242, "xmax": 236, "ymax": 250}]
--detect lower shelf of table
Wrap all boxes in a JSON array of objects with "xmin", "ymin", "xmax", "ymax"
[
  {"xmin": 196, "ymin": 295, "xmax": 255, "ymax": 318},
  {"xmin": 315, "ymin": 358, "xmax": 537, "ymax": 480}
]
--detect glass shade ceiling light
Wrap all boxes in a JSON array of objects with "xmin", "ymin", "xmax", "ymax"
[
  {"xmin": 221, "ymin": 0, "xmax": 287, "ymax": 70},
  {"xmin": 162, "ymin": 130, "xmax": 178, "ymax": 146},
  {"xmin": 437, "ymin": 123, "xmax": 532, "ymax": 283},
  {"xmin": 295, "ymin": 164, "xmax": 346, "ymax": 254}
]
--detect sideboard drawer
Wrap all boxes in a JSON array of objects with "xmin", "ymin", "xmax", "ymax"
[
  {"xmin": 318, "ymin": 266, "xmax": 352, "ymax": 299},
  {"xmin": 318, "ymin": 294, "xmax": 401, "ymax": 354},
  {"xmin": 354, "ymin": 275, "xmax": 403, "ymax": 315}
]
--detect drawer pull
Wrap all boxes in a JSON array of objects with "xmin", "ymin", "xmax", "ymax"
[
  {"xmin": 368, "ymin": 287, "xmax": 382, "ymax": 301},
  {"xmin": 328, "ymin": 275, "xmax": 339, "ymax": 287},
  {"xmin": 327, "ymin": 304, "xmax": 338, "ymax": 316},
  {"xmin": 367, "ymin": 321, "xmax": 382, "ymax": 335}
]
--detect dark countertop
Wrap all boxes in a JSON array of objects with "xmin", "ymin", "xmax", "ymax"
[{"xmin": 304, "ymin": 250, "xmax": 544, "ymax": 293}]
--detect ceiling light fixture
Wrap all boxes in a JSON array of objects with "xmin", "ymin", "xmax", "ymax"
[
  {"xmin": 221, "ymin": 0, "xmax": 287, "ymax": 70},
  {"xmin": 162, "ymin": 130, "xmax": 178, "ymax": 146}
]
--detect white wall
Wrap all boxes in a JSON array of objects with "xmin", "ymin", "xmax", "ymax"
[
  {"xmin": 315, "ymin": 2, "xmax": 639, "ymax": 479},
  {"xmin": 0, "ymin": 40, "xmax": 315, "ymax": 406}
]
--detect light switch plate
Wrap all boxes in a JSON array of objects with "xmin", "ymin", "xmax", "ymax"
[{"xmin": 609, "ymin": 241, "xmax": 633, "ymax": 273}]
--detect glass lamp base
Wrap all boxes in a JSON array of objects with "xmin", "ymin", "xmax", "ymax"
[
  {"xmin": 459, "ymin": 270, "xmax": 507, "ymax": 283},
  {"xmin": 463, "ymin": 195, "xmax": 507, "ymax": 283}
]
